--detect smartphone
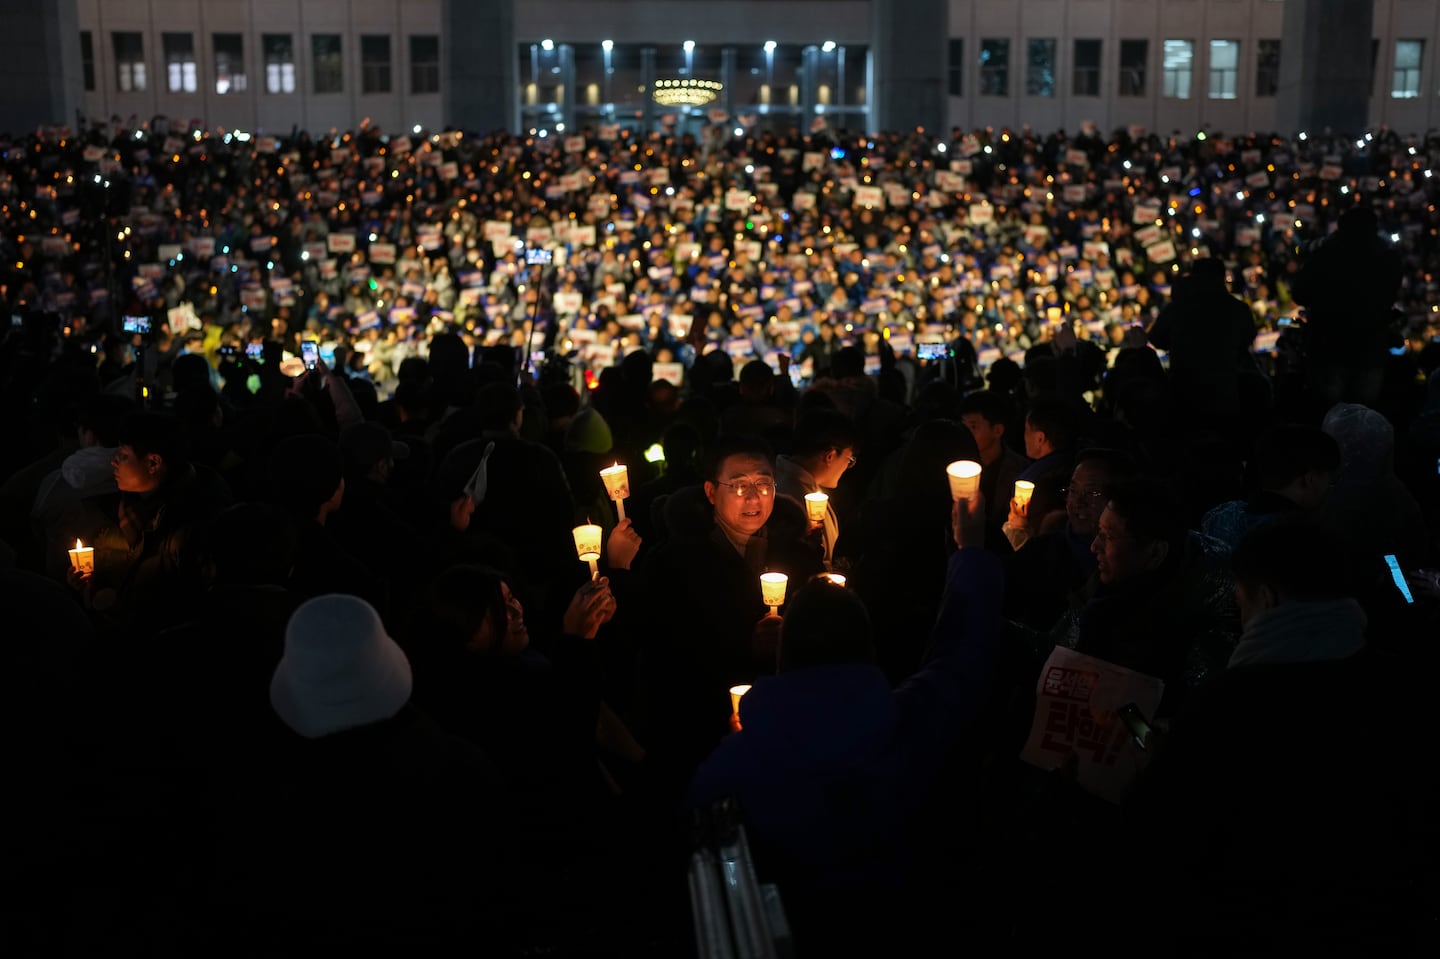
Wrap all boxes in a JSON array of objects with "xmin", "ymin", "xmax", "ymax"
[
  {"xmin": 122, "ymin": 315, "xmax": 152, "ymax": 334},
  {"xmin": 1116, "ymin": 702, "xmax": 1153, "ymax": 751},
  {"xmin": 301, "ymin": 340, "xmax": 319, "ymax": 371},
  {"xmin": 9, "ymin": 314, "xmax": 21, "ymax": 328},
  {"xmin": 525, "ymin": 247, "xmax": 554, "ymax": 266},
  {"xmin": 246, "ymin": 342, "xmax": 265, "ymax": 363},
  {"xmin": 1384, "ymin": 554, "xmax": 1415, "ymax": 604},
  {"xmin": 916, "ymin": 341, "xmax": 950, "ymax": 361}
]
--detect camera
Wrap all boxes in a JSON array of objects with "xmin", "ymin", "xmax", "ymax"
[
  {"xmin": 122, "ymin": 315, "xmax": 152, "ymax": 335},
  {"xmin": 525, "ymin": 247, "xmax": 554, "ymax": 266}
]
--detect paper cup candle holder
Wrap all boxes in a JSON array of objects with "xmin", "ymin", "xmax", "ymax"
[
  {"xmin": 760, "ymin": 572, "xmax": 789, "ymax": 615},
  {"xmin": 1013, "ymin": 480, "xmax": 1035, "ymax": 511},
  {"xmin": 946, "ymin": 460, "xmax": 982, "ymax": 501},
  {"xmin": 600, "ymin": 463, "xmax": 630, "ymax": 522},
  {"xmin": 68, "ymin": 539, "xmax": 95, "ymax": 574},
  {"xmin": 804, "ymin": 492, "xmax": 829, "ymax": 524},
  {"xmin": 573, "ymin": 523, "xmax": 602, "ymax": 580}
]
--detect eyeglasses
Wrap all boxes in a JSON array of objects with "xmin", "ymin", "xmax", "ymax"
[
  {"xmin": 715, "ymin": 480, "xmax": 776, "ymax": 499},
  {"xmin": 1063, "ymin": 486, "xmax": 1108, "ymax": 502},
  {"xmin": 834, "ymin": 449, "xmax": 857, "ymax": 469}
]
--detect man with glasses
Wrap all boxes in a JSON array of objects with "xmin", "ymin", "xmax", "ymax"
[
  {"xmin": 1003, "ymin": 449, "xmax": 1137, "ymax": 630},
  {"xmin": 634, "ymin": 434, "xmax": 824, "ymax": 793},
  {"xmin": 776, "ymin": 410, "xmax": 860, "ymax": 568}
]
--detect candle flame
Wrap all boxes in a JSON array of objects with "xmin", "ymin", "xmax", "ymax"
[{"xmin": 74, "ymin": 539, "xmax": 83, "ymax": 549}]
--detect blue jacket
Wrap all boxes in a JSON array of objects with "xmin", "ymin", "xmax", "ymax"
[{"xmin": 688, "ymin": 548, "xmax": 1002, "ymax": 892}]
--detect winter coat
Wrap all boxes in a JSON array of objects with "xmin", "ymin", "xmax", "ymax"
[{"xmin": 688, "ymin": 548, "xmax": 1003, "ymax": 895}]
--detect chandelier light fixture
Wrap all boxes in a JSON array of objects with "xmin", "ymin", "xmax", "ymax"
[{"xmin": 652, "ymin": 78, "xmax": 723, "ymax": 106}]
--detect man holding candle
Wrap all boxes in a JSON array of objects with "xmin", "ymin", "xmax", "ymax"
[
  {"xmin": 632, "ymin": 435, "xmax": 823, "ymax": 789},
  {"xmin": 959, "ymin": 391, "xmax": 1029, "ymax": 526},
  {"xmin": 69, "ymin": 412, "xmax": 231, "ymax": 626},
  {"xmin": 775, "ymin": 410, "xmax": 859, "ymax": 568},
  {"xmin": 687, "ymin": 494, "xmax": 1002, "ymax": 950}
]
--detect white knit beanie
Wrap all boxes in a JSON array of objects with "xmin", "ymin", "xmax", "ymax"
[{"xmin": 270, "ymin": 594, "xmax": 413, "ymax": 739}]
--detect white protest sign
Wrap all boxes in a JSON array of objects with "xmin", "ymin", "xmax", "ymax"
[
  {"xmin": 853, "ymin": 185, "xmax": 884, "ymax": 208},
  {"xmin": 1145, "ymin": 239, "xmax": 1177, "ymax": 263},
  {"xmin": 652, "ymin": 362, "xmax": 685, "ymax": 386},
  {"xmin": 1021, "ymin": 647, "xmax": 1164, "ymax": 803}
]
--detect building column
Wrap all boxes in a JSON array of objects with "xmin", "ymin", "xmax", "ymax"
[
  {"xmin": 1275, "ymin": 0, "xmax": 1372, "ymax": 136},
  {"xmin": 641, "ymin": 47, "xmax": 656, "ymax": 130},
  {"xmin": 870, "ymin": 0, "xmax": 946, "ymax": 133},
  {"xmin": 559, "ymin": 44, "xmax": 576, "ymax": 133},
  {"xmin": 721, "ymin": 47, "xmax": 736, "ymax": 118},
  {"xmin": 800, "ymin": 46, "xmax": 819, "ymax": 123},
  {"xmin": 444, "ymin": 0, "xmax": 515, "ymax": 133},
  {"xmin": 0, "ymin": 0, "xmax": 83, "ymax": 133}
]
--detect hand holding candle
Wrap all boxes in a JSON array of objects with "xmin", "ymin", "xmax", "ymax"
[
  {"xmin": 599, "ymin": 463, "xmax": 630, "ymax": 522},
  {"xmin": 760, "ymin": 572, "xmax": 788, "ymax": 615},
  {"xmin": 573, "ymin": 523, "xmax": 602, "ymax": 580},
  {"xmin": 68, "ymin": 538, "xmax": 94, "ymax": 574},
  {"xmin": 946, "ymin": 460, "xmax": 982, "ymax": 502},
  {"xmin": 1013, "ymin": 480, "xmax": 1035, "ymax": 512}
]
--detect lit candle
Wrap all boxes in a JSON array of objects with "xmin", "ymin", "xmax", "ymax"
[
  {"xmin": 946, "ymin": 460, "xmax": 982, "ymax": 501},
  {"xmin": 729, "ymin": 683, "xmax": 751, "ymax": 719},
  {"xmin": 760, "ymin": 572, "xmax": 788, "ymax": 615},
  {"xmin": 1013, "ymin": 480, "xmax": 1035, "ymax": 511},
  {"xmin": 599, "ymin": 462, "xmax": 630, "ymax": 522},
  {"xmin": 804, "ymin": 491, "xmax": 829, "ymax": 524},
  {"xmin": 820, "ymin": 572, "xmax": 847, "ymax": 587},
  {"xmin": 68, "ymin": 538, "xmax": 94, "ymax": 574},
  {"xmin": 573, "ymin": 523, "xmax": 602, "ymax": 581}
]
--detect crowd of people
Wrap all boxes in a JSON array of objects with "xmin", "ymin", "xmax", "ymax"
[{"xmin": 1, "ymin": 114, "xmax": 1438, "ymax": 955}]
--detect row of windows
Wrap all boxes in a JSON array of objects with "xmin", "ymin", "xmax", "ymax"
[
  {"xmin": 948, "ymin": 37, "xmax": 1437, "ymax": 101},
  {"xmin": 79, "ymin": 31, "xmax": 441, "ymax": 97},
  {"xmin": 948, "ymin": 37, "xmax": 1280, "ymax": 100}
]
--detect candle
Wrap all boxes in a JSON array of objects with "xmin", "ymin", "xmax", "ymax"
[
  {"xmin": 1013, "ymin": 480, "xmax": 1035, "ymax": 511},
  {"xmin": 946, "ymin": 460, "xmax": 982, "ymax": 501},
  {"xmin": 573, "ymin": 523, "xmax": 602, "ymax": 581},
  {"xmin": 599, "ymin": 463, "xmax": 630, "ymax": 522},
  {"xmin": 68, "ymin": 538, "xmax": 94, "ymax": 574},
  {"xmin": 804, "ymin": 491, "xmax": 829, "ymax": 523},
  {"xmin": 729, "ymin": 683, "xmax": 751, "ymax": 718},
  {"xmin": 760, "ymin": 572, "xmax": 788, "ymax": 614},
  {"xmin": 820, "ymin": 572, "xmax": 847, "ymax": 587}
]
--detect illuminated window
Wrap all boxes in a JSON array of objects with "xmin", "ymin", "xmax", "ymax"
[
  {"xmin": 113, "ymin": 32, "xmax": 147, "ymax": 92},
  {"xmin": 1162, "ymin": 39, "xmax": 1193, "ymax": 99}
]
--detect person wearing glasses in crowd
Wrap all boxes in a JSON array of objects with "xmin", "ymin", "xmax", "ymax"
[
  {"xmin": 1003, "ymin": 448, "xmax": 1138, "ymax": 631},
  {"xmin": 627, "ymin": 434, "xmax": 823, "ymax": 795},
  {"xmin": 775, "ymin": 410, "xmax": 861, "ymax": 569}
]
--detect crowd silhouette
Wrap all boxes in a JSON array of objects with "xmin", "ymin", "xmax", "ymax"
[{"xmin": 0, "ymin": 116, "xmax": 1437, "ymax": 955}]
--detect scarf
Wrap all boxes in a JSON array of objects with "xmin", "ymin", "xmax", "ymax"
[{"xmin": 1228, "ymin": 599, "xmax": 1366, "ymax": 669}]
